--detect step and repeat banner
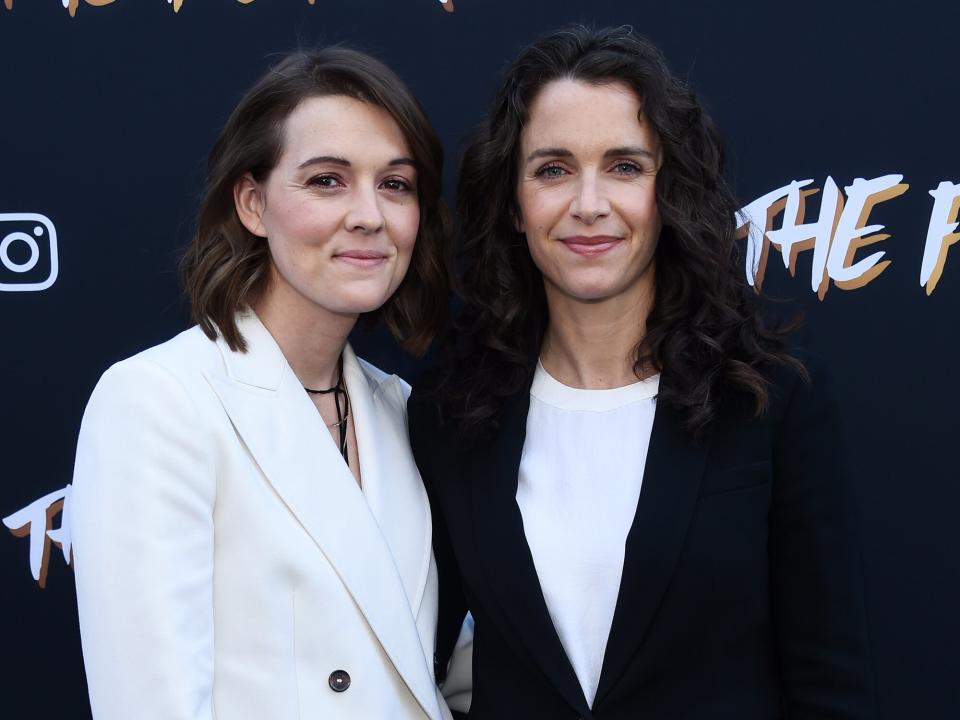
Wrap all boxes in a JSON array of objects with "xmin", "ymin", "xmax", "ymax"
[{"xmin": 1, "ymin": 0, "xmax": 957, "ymax": 717}]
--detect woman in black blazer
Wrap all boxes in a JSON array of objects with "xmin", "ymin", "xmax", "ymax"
[{"xmin": 408, "ymin": 26, "xmax": 876, "ymax": 720}]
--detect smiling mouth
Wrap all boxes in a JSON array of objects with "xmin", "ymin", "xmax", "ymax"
[
  {"xmin": 560, "ymin": 235, "xmax": 622, "ymax": 256},
  {"xmin": 334, "ymin": 251, "xmax": 390, "ymax": 268}
]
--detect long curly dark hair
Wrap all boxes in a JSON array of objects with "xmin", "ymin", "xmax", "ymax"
[{"xmin": 437, "ymin": 25, "xmax": 801, "ymax": 439}]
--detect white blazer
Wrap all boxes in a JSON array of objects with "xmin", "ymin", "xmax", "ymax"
[{"xmin": 71, "ymin": 312, "xmax": 452, "ymax": 720}]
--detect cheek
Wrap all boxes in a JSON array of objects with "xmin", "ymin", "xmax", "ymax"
[
  {"xmin": 266, "ymin": 198, "xmax": 336, "ymax": 250},
  {"xmin": 390, "ymin": 202, "xmax": 421, "ymax": 254},
  {"xmin": 621, "ymin": 187, "xmax": 660, "ymax": 232},
  {"xmin": 518, "ymin": 185, "xmax": 569, "ymax": 241},
  {"xmin": 520, "ymin": 205, "xmax": 560, "ymax": 271},
  {"xmin": 525, "ymin": 234, "xmax": 555, "ymax": 279},
  {"xmin": 517, "ymin": 187, "xmax": 545, "ymax": 231}
]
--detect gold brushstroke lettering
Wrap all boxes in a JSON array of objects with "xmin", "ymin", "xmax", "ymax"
[
  {"xmin": 765, "ymin": 178, "xmax": 844, "ymax": 299},
  {"xmin": 920, "ymin": 181, "xmax": 960, "ymax": 295},
  {"xmin": 3, "ymin": 485, "xmax": 73, "ymax": 589},
  {"xmin": 827, "ymin": 175, "xmax": 908, "ymax": 291},
  {"xmin": 64, "ymin": 0, "xmax": 116, "ymax": 18},
  {"xmin": 737, "ymin": 175, "xmax": 923, "ymax": 298},
  {"xmin": 736, "ymin": 182, "xmax": 796, "ymax": 290},
  {"xmin": 1, "ymin": 0, "xmax": 455, "ymax": 15}
]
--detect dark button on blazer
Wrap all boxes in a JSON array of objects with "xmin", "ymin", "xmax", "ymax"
[{"xmin": 408, "ymin": 359, "xmax": 877, "ymax": 720}]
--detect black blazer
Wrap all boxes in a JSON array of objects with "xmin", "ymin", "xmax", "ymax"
[{"xmin": 409, "ymin": 360, "xmax": 877, "ymax": 720}]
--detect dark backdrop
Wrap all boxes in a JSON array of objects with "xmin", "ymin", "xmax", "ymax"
[{"xmin": 1, "ymin": 1, "xmax": 957, "ymax": 717}]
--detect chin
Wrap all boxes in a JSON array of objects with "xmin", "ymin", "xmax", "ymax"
[
  {"xmin": 554, "ymin": 274, "xmax": 623, "ymax": 301},
  {"xmin": 570, "ymin": 290, "xmax": 621, "ymax": 303},
  {"xmin": 325, "ymin": 287, "xmax": 395, "ymax": 315}
]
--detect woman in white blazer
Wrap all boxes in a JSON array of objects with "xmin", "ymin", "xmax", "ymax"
[{"xmin": 71, "ymin": 48, "xmax": 453, "ymax": 720}]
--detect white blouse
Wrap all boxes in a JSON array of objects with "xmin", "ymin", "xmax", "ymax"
[{"xmin": 516, "ymin": 361, "xmax": 659, "ymax": 706}]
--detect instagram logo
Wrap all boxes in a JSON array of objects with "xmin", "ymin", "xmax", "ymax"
[{"xmin": 0, "ymin": 213, "xmax": 59, "ymax": 292}]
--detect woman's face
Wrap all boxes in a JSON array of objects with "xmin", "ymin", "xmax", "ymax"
[
  {"xmin": 237, "ymin": 95, "xmax": 420, "ymax": 320},
  {"xmin": 517, "ymin": 79, "xmax": 662, "ymax": 308}
]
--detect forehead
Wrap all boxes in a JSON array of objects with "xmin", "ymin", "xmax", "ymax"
[
  {"xmin": 278, "ymin": 94, "xmax": 411, "ymax": 165},
  {"xmin": 521, "ymin": 79, "xmax": 657, "ymax": 152}
]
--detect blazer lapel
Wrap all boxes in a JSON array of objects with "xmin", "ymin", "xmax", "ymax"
[
  {"xmin": 342, "ymin": 346, "xmax": 433, "ymax": 616},
  {"xmin": 205, "ymin": 314, "xmax": 442, "ymax": 720},
  {"xmin": 593, "ymin": 397, "xmax": 709, "ymax": 706},
  {"xmin": 470, "ymin": 385, "xmax": 592, "ymax": 718}
]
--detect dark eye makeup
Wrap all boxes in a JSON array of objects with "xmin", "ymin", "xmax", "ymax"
[
  {"xmin": 380, "ymin": 177, "xmax": 416, "ymax": 193},
  {"xmin": 306, "ymin": 174, "xmax": 344, "ymax": 189}
]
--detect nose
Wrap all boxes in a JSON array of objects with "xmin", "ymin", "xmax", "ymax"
[
  {"xmin": 569, "ymin": 174, "xmax": 611, "ymax": 225},
  {"xmin": 344, "ymin": 186, "xmax": 385, "ymax": 234}
]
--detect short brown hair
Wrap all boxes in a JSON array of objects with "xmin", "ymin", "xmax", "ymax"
[{"xmin": 181, "ymin": 47, "xmax": 451, "ymax": 355}]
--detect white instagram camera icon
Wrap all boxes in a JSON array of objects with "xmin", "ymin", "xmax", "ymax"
[{"xmin": 0, "ymin": 213, "xmax": 59, "ymax": 292}]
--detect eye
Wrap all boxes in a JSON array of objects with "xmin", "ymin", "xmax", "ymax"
[
  {"xmin": 535, "ymin": 164, "xmax": 567, "ymax": 179},
  {"xmin": 307, "ymin": 174, "xmax": 345, "ymax": 189},
  {"xmin": 380, "ymin": 177, "xmax": 415, "ymax": 193},
  {"xmin": 611, "ymin": 161, "xmax": 642, "ymax": 175}
]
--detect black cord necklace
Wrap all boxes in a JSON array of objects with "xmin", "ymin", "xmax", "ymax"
[{"xmin": 304, "ymin": 355, "xmax": 350, "ymax": 466}]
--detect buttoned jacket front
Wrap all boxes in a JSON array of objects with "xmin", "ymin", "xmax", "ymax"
[{"xmin": 72, "ymin": 312, "xmax": 450, "ymax": 720}]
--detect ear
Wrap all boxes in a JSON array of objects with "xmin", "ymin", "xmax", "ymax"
[{"xmin": 234, "ymin": 173, "xmax": 268, "ymax": 238}]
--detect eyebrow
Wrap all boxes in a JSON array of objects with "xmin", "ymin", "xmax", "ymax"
[
  {"xmin": 525, "ymin": 147, "xmax": 572, "ymax": 163},
  {"xmin": 525, "ymin": 145, "xmax": 656, "ymax": 163},
  {"xmin": 297, "ymin": 155, "xmax": 417, "ymax": 169},
  {"xmin": 604, "ymin": 146, "xmax": 656, "ymax": 160}
]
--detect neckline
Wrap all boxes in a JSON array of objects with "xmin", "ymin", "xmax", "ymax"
[{"xmin": 531, "ymin": 359, "xmax": 659, "ymax": 412}]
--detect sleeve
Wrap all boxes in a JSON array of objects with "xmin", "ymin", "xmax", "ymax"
[
  {"xmin": 71, "ymin": 357, "xmax": 217, "ymax": 720},
  {"xmin": 770, "ymin": 359, "xmax": 878, "ymax": 719},
  {"xmin": 407, "ymin": 388, "xmax": 472, "ymax": 719}
]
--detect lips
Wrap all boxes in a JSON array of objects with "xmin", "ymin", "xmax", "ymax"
[
  {"xmin": 334, "ymin": 250, "xmax": 390, "ymax": 268},
  {"xmin": 560, "ymin": 235, "xmax": 622, "ymax": 256}
]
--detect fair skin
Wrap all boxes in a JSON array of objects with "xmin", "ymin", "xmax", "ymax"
[
  {"xmin": 517, "ymin": 78, "xmax": 663, "ymax": 389},
  {"xmin": 234, "ymin": 94, "xmax": 420, "ymax": 484}
]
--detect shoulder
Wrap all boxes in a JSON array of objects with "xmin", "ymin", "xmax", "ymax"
[
  {"xmin": 86, "ymin": 326, "xmax": 220, "ymax": 416},
  {"xmin": 751, "ymin": 351, "xmax": 844, "ymax": 467},
  {"xmin": 762, "ymin": 350, "xmax": 836, "ymax": 422},
  {"xmin": 130, "ymin": 325, "xmax": 223, "ymax": 378},
  {"xmin": 101, "ymin": 325, "xmax": 221, "ymax": 382},
  {"xmin": 705, "ymin": 351, "xmax": 833, "ymax": 451}
]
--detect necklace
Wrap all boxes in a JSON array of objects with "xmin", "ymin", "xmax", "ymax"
[{"xmin": 304, "ymin": 354, "xmax": 350, "ymax": 466}]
